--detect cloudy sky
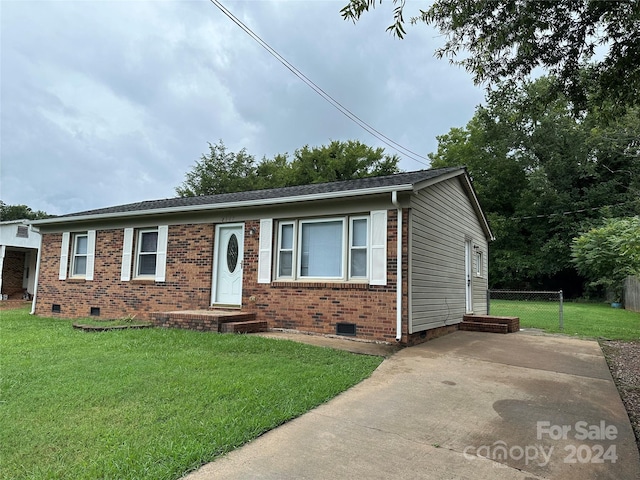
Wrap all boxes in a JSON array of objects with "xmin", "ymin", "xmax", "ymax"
[{"xmin": 1, "ymin": 0, "xmax": 485, "ymax": 216}]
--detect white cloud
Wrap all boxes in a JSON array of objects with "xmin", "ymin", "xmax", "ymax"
[{"xmin": 1, "ymin": 0, "xmax": 484, "ymax": 215}]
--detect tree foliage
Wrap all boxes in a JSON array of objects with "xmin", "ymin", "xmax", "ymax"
[
  {"xmin": 572, "ymin": 217, "xmax": 640, "ymax": 301},
  {"xmin": 341, "ymin": 0, "xmax": 640, "ymax": 112},
  {"xmin": 176, "ymin": 141, "xmax": 258, "ymax": 197},
  {"xmin": 176, "ymin": 140, "xmax": 400, "ymax": 197},
  {"xmin": 0, "ymin": 201, "xmax": 50, "ymax": 221},
  {"xmin": 429, "ymin": 76, "xmax": 639, "ymax": 295}
]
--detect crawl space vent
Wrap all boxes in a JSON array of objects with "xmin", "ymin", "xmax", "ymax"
[{"xmin": 336, "ymin": 322, "xmax": 357, "ymax": 336}]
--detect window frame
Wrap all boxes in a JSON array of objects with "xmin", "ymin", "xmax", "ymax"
[
  {"xmin": 70, "ymin": 232, "xmax": 89, "ymax": 278},
  {"xmin": 134, "ymin": 228, "xmax": 159, "ymax": 278},
  {"xmin": 297, "ymin": 217, "xmax": 346, "ymax": 280},
  {"xmin": 348, "ymin": 216, "xmax": 369, "ymax": 279},
  {"xmin": 277, "ymin": 221, "xmax": 295, "ymax": 279},
  {"xmin": 275, "ymin": 215, "xmax": 370, "ymax": 282},
  {"xmin": 475, "ymin": 250, "xmax": 483, "ymax": 278}
]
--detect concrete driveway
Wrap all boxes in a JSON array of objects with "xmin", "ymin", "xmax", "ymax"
[{"xmin": 184, "ymin": 331, "xmax": 640, "ymax": 480}]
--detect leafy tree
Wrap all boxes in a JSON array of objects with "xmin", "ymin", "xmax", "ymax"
[
  {"xmin": 341, "ymin": 0, "xmax": 640, "ymax": 112},
  {"xmin": 177, "ymin": 140, "xmax": 400, "ymax": 196},
  {"xmin": 288, "ymin": 140, "xmax": 400, "ymax": 185},
  {"xmin": 0, "ymin": 201, "xmax": 49, "ymax": 221},
  {"xmin": 572, "ymin": 217, "xmax": 640, "ymax": 302},
  {"xmin": 176, "ymin": 140, "xmax": 259, "ymax": 197},
  {"xmin": 429, "ymin": 76, "xmax": 639, "ymax": 294}
]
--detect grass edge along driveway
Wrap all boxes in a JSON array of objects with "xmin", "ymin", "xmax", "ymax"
[{"xmin": 0, "ymin": 308, "xmax": 383, "ymax": 480}]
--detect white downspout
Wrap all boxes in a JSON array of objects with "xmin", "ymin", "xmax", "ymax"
[
  {"xmin": 30, "ymin": 227, "xmax": 42, "ymax": 315},
  {"xmin": 391, "ymin": 191, "xmax": 402, "ymax": 342}
]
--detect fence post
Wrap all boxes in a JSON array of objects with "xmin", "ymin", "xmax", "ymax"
[
  {"xmin": 559, "ymin": 290, "xmax": 564, "ymax": 331},
  {"xmin": 487, "ymin": 289, "xmax": 491, "ymax": 315}
]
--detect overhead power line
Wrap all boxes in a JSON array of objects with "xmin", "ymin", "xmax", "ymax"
[
  {"xmin": 511, "ymin": 200, "xmax": 638, "ymax": 220},
  {"xmin": 208, "ymin": 0, "xmax": 430, "ymax": 167}
]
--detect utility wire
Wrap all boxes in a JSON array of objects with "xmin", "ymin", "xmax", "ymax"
[
  {"xmin": 510, "ymin": 200, "xmax": 638, "ymax": 220},
  {"xmin": 208, "ymin": 0, "xmax": 430, "ymax": 167}
]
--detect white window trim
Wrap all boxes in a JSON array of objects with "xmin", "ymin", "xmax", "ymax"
[
  {"xmin": 297, "ymin": 217, "xmax": 346, "ymax": 280},
  {"xmin": 475, "ymin": 250, "xmax": 483, "ymax": 278},
  {"xmin": 60, "ymin": 230, "xmax": 95, "ymax": 280},
  {"xmin": 348, "ymin": 216, "xmax": 369, "ymax": 279},
  {"xmin": 122, "ymin": 226, "xmax": 168, "ymax": 282},
  {"xmin": 70, "ymin": 233, "xmax": 89, "ymax": 278},
  {"xmin": 134, "ymin": 228, "xmax": 159, "ymax": 279},
  {"xmin": 274, "ymin": 215, "xmax": 379, "ymax": 283},
  {"xmin": 276, "ymin": 221, "xmax": 296, "ymax": 279}
]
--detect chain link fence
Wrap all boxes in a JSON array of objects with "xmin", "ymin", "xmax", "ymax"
[{"xmin": 487, "ymin": 290, "xmax": 564, "ymax": 331}]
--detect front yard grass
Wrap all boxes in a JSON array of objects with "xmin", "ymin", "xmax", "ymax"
[
  {"xmin": 490, "ymin": 300, "xmax": 640, "ymax": 340},
  {"xmin": 0, "ymin": 308, "xmax": 383, "ymax": 480}
]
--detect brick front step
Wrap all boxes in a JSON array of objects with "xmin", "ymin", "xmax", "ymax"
[
  {"xmin": 462, "ymin": 314, "xmax": 520, "ymax": 333},
  {"xmin": 150, "ymin": 310, "xmax": 258, "ymax": 333},
  {"xmin": 219, "ymin": 320, "xmax": 268, "ymax": 334},
  {"xmin": 459, "ymin": 321, "xmax": 509, "ymax": 334}
]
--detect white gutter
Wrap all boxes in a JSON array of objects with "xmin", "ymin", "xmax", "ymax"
[
  {"xmin": 31, "ymin": 183, "xmax": 416, "ymax": 227},
  {"xmin": 30, "ymin": 227, "xmax": 42, "ymax": 315},
  {"xmin": 391, "ymin": 191, "xmax": 402, "ymax": 342}
]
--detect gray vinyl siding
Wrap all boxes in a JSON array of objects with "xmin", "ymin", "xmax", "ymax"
[{"xmin": 409, "ymin": 177, "xmax": 489, "ymax": 332}]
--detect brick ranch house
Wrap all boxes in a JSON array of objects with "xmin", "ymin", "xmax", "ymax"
[{"xmin": 30, "ymin": 167, "xmax": 493, "ymax": 346}]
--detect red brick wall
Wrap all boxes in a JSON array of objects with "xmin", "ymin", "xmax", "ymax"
[
  {"xmin": 1, "ymin": 250, "xmax": 26, "ymax": 298},
  {"xmin": 242, "ymin": 210, "xmax": 407, "ymax": 343},
  {"xmin": 35, "ymin": 210, "xmax": 413, "ymax": 344},
  {"xmin": 35, "ymin": 225, "xmax": 215, "ymax": 319}
]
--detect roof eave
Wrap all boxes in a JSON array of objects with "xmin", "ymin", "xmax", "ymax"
[{"xmin": 31, "ymin": 183, "xmax": 416, "ymax": 226}]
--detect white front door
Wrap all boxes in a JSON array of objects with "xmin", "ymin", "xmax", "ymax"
[
  {"xmin": 465, "ymin": 240, "xmax": 473, "ymax": 313},
  {"xmin": 212, "ymin": 224, "xmax": 244, "ymax": 306}
]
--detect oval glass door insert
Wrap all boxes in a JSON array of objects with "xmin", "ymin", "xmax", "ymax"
[{"xmin": 227, "ymin": 234, "xmax": 239, "ymax": 272}]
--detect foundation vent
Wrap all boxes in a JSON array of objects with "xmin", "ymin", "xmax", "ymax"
[{"xmin": 336, "ymin": 322, "xmax": 356, "ymax": 336}]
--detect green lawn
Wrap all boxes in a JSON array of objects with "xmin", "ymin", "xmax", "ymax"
[
  {"xmin": 0, "ymin": 308, "xmax": 383, "ymax": 480},
  {"xmin": 490, "ymin": 300, "xmax": 640, "ymax": 340}
]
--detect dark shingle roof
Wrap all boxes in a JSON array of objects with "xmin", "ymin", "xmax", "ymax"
[{"xmin": 49, "ymin": 167, "xmax": 464, "ymax": 221}]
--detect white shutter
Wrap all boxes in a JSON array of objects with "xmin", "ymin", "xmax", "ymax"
[
  {"xmin": 155, "ymin": 225, "xmax": 168, "ymax": 282},
  {"xmin": 369, "ymin": 210, "xmax": 387, "ymax": 285},
  {"xmin": 121, "ymin": 228, "xmax": 134, "ymax": 281},
  {"xmin": 85, "ymin": 230, "xmax": 96, "ymax": 281},
  {"xmin": 59, "ymin": 232, "xmax": 70, "ymax": 280},
  {"xmin": 257, "ymin": 219, "xmax": 273, "ymax": 284}
]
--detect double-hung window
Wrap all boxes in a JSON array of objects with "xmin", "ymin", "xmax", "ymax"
[
  {"xmin": 278, "ymin": 223, "xmax": 295, "ymax": 277},
  {"xmin": 349, "ymin": 217, "xmax": 368, "ymax": 278},
  {"xmin": 135, "ymin": 229, "xmax": 159, "ymax": 277},
  {"xmin": 60, "ymin": 230, "xmax": 95, "ymax": 280},
  {"xmin": 71, "ymin": 233, "xmax": 88, "ymax": 277},
  {"xmin": 276, "ymin": 216, "xmax": 369, "ymax": 281},
  {"xmin": 121, "ymin": 225, "xmax": 168, "ymax": 282}
]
